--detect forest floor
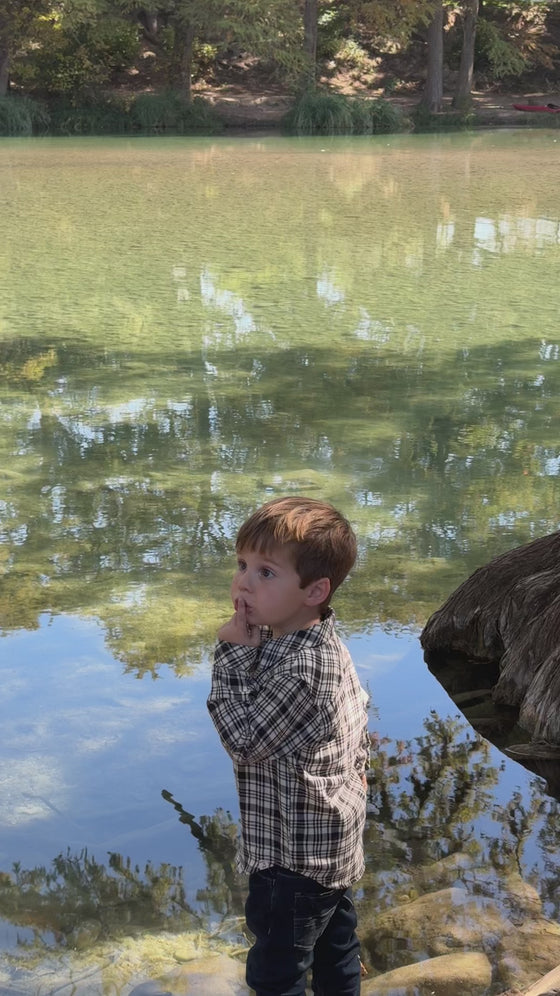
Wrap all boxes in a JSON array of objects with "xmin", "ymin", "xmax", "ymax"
[
  {"xmin": 117, "ymin": 43, "xmax": 560, "ymax": 131},
  {"xmin": 191, "ymin": 81, "xmax": 560, "ymax": 129}
]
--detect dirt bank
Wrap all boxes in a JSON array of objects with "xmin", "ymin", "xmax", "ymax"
[{"xmin": 191, "ymin": 81, "xmax": 560, "ymax": 130}]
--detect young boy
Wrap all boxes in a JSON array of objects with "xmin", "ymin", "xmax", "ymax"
[{"xmin": 207, "ymin": 496, "xmax": 369, "ymax": 996}]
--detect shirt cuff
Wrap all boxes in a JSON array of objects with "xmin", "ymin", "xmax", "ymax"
[{"xmin": 214, "ymin": 640, "xmax": 260, "ymax": 670}]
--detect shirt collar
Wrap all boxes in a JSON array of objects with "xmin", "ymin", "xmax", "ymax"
[{"xmin": 258, "ymin": 608, "xmax": 335, "ymax": 665}]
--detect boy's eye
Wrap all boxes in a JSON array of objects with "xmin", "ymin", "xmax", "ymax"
[
  {"xmin": 237, "ymin": 560, "xmax": 247, "ymax": 571},
  {"xmin": 260, "ymin": 567, "xmax": 274, "ymax": 579}
]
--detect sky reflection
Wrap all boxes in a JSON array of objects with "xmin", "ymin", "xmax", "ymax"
[{"xmin": 0, "ymin": 611, "xmax": 538, "ymax": 889}]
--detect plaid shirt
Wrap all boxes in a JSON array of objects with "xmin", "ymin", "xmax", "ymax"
[{"xmin": 207, "ymin": 610, "xmax": 369, "ymax": 888}]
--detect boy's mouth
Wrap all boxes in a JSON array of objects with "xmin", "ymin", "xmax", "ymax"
[{"xmin": 234, "ymin": 598, "xmax": 252, "ymax": 614}]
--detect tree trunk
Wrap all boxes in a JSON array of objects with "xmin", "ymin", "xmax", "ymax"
[
  {"xmin": 303, "ymin": 0, "xmax": 318, "ymax": 84},
  {"xmin": 0, "ymin": 44, "xmax": 9, "ymax": 98},
  {"xmin": 421, "ymin": 529, "xmax": 560, "ymax": 746},
  {"xmin": 453, "ymin": 0, "xmax": 479, "ymax": 109},
  {"xmin": 140, "ymin": 9, "xmax": 159, "ymax": 45},
  {"xmin": 173, "ymin": 22, "xmax": 195, "ymax": 102},
  {"xmin": 143, "ymin": 10, "xmax": 158, "ymax": 37},
  {"xmin": 421, "ymin": 0, "xmax": 444, "ymax": 113}
]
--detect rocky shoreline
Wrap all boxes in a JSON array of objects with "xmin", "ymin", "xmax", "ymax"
[{"xmin": 5, "ymin": 846, "xmax": 560, "ymax": 996}]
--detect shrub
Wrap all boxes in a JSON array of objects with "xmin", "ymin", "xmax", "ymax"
[
  {"xmin": 351, "ymin": 98, "xmax": 403, "ymax": 134},
  {"xmin": 283, "ymin": 89, "xmax": 354, "ymax": 135},
  {"xmin": 192, "ymin": 42, "xmax": 219, "ymax": 82},
  {"xmin": 335, "ymin": 39, "xmax": 370, "ymax": 73},
  {"xmin": 47, "ymin": 96, "xmax": 131, "ymax": 135},
  {"xmin": 317, "ymin": 6, "xmax": 350, "ymax": 61},
  {"xmin": 411, "ymin": 104, "xmax": 476, "ymax": 133},
  {"xmin": 130, "ymin": 92, "xmax": 223, "ymax": 134},
  {"xmin": 475, "ymin": 18, "xmax": 527, "ymax": 80},
  {"xmin": 284, "ymin": 89, "xmax": 403, "ymax": 136},
  {"xmin": 0, "ymin": 96, "xmax": 49, "ymax": 135}
]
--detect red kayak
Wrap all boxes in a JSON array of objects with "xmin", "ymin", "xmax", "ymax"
[{"xmin": 513, "ymin": 103, "xmax": 560, "ymax": 113}]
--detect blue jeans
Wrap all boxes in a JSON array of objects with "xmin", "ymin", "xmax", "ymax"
[{"xmin": 245, "ymin": 866, "xmax": 361, "ymax": 996}]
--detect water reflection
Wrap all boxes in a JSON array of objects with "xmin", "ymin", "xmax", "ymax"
[
  {"xmin": 424, "ymin": 646, "xmax": 560, "ymax": 804},
  {"xmin": 1, "ymin": 331, "xmax": 559, "ymax": 664},
  {"xmin": 1, "ymin": 134, "xmax": 560, "ymax": 988},
  {"xmin": 3, "ymin": 716, "xmax": 560, "ymax": 988},
  {"xmin": 161, "ymin": 791, "xmax": 244, "ymax": 917}
]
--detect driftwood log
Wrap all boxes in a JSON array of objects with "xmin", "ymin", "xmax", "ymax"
[
  {"xmin": 507, "ymin": 961, "xmax": 560, "ymax": 996},
  {"xmin": 420, "ymin": 530, "xmax": 560, "ymax": 788}
]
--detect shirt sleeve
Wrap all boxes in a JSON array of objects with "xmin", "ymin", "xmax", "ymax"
[
  {"xmin": 354, "ymin": 685, "xmax": 371, "ymax": 773},
  {"xmin": 207, "ymin": 640, "xmax": 335, "ymax": 764}
]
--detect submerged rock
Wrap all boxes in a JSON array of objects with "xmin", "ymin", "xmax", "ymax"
[
  {"xmin": 157, "ymin": 953, "xmax": 246, "ymax": 994},
  {"xmin": 496, "ymin": 917, "xmax": 560, "ymax": 992},
  {"xmin": 359, "ymin": 860, "xmax": 560, "ymax": 996},
  {"xmin": 363, "ymin": 886, "xmax": 513, "ymax": 967},
  {"xmin": 129, "ymin": 984, "xmax": 172, "ymax": 996},
  {"xmin": 412, "ymin": 852, "xmax": 475, "ymax": 892},
  {"xmin": 361, "ymin": 950, "xmax": 492, "ymax": 996},
  {"xmin": 0, "ymin": 927, "xmax": 249, "ymax": 996}
]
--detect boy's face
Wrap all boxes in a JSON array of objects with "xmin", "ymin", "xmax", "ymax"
[{"xmin": 231, "ymin": 545, "xmax": 327, "ymax": 638}]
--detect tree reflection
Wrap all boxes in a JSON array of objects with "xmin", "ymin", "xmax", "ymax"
[
  {"xmin": 3, "ymin": 713, "xmax": 560, "ymax": 958},
  {"xmin": 1, "ymin": 327, "xmax": 560, "ymax": 673},
  {"xmin": 537, "ymin": 796, "xmax": 560, "ymax": 920},
  {"xmin": 161, "ymin": 789, "xmax": 245, "ymax": 917},
  {"xmin": 360, "ymin": 713, "xmax": 560, "ymax": 945},
  {"xmin": 363, "ymin": 711, "xmax": 498, "ymax": 887},
  {"xmin": 1, "ymin": 848, "xmax": 201, "ymax": 953}
]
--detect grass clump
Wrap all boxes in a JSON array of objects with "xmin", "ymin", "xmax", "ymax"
[
  {"xmin": 0, "ymin": 96, "xmax": 49, "ymax": 135},
  {"xmin": 350, "ymin": 97, "xmax": 403, "ymax": 134},
  {"xmin": 284, "ymin": 90, "xmax": 354, "ymax": 135},
  {"xmin": 284, "ymin": 88, "xmax": 403, "ymax": 136},
  {"xmin": 411, "ymin": 104, "xmax": 477, "ymax": 132},
  {"xmin": 0, "ymin": 91, "xmax": 223, "ymax": 136},
  {"xmin": 48, "ymin": 95, "xmax": 131, "ymax": 135},
  {"xmin": 130, "ymin": 91, "xmax": 223, "ymax": 134}
]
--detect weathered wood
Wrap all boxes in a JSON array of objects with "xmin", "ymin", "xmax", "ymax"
[
  {"xmin": 498, "ymin": 569, "xmax": 560, "ymax": 655},
  {"xmin": 421, "ymin": 529, "xmax": 560, "ymax": 751},
  {"xmin": 523, "ymin": 962, "xmax": 560, "ymax": 996},
  {"xmin": 505, "ymin": 740, "xmax": 560, "ymax": 799},
  {"xmin": 494, "ymin": 590, "xmax": 560, "ymax": 709},
  {"xmin": 421, "ymin": 530, "xmax": 560, "ymax": 662},
  {"xmin": 519, "ymin": 646, "xmax": 560, "ymax": 742}
]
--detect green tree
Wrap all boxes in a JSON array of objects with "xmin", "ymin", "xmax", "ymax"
[
  {"xmin": 0, "ymin": 0, "xmax": 51, "ymax": 95},
  {"xmin": 13, "ymin": 3, "xmax": 139, "ymax": 98},
  {"xmin": 123, "ymin": 0, "xmax": 302, "ymax": 100}
]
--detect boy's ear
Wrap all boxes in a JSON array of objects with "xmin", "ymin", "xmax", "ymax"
[{"xmin": 305, "ymin": 577, "xmax": 331, "ymax": 606}]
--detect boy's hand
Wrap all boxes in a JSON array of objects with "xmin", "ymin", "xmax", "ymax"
[{"xmin": 217, "ymin": 598, "xmax": 261, "ymax": 647}]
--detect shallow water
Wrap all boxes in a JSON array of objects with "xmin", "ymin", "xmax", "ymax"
[{"xmin": 1, "ymin": 132, "xmax": 560, "ymax": 990}]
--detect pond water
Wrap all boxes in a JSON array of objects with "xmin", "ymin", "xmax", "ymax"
[{"xmin": 1, "ymin": 131, "xmax": 560, "ymax": 992}]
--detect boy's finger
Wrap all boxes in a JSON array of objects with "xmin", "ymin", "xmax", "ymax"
[{"xmin": 236, "ymin": 598, "xmax": 256, "ymax": 639}]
